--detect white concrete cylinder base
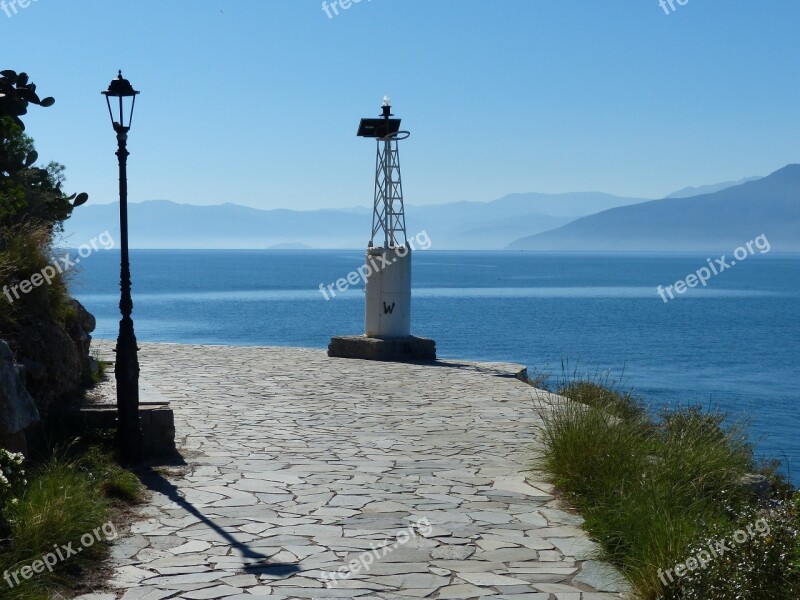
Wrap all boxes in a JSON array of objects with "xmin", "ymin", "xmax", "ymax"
[
  {"xmin": 365, "ymin": 245, "xmax": 411, "ymax": 338},
  {"xmin": 329, "ymin": 245, "xmax": 436, "ymax": 362}
]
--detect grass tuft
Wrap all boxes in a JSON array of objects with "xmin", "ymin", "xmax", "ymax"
[
  {"xmin": 78, "ymin": 446, "xmax": 143, "ymax": 504},
  {"xmin": 0, "ymin": 445, "xmax": 142, "ymax": 600},
  {"xmin": 0, "ymin": 221, "xmax": 73, "ymax": 331},
  {"xmin": 536, "ymin": 377, "xmax": 800, "ymax": 599}
]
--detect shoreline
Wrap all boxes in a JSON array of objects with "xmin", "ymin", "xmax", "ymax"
[{"xmin": 91, "ymin": 337, "xmax": 533, "ymax": 370}]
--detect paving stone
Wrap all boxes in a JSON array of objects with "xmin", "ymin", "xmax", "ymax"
[
  {"xmin": 430, "ymin": 545, "xmax": 475, "ymax": 560},
  {"xmin": 515, "ymin": 512, "xmax": 549, "ymax": 527},
  {"xmin": 120, "ymin": 588, "xmax": 178, "ymax": 600},
  {"xmin": 547, "ymin": 537, "xmax": 600, "ymax": 560},
  {"xmin": 93, "ymin": 342, "xmax": 629, "ymax": 599},
  {"xmin": 531, "ymin": 582, "xmax": 585, "ymax": 592},
  {"xmin": 169, "ymin": 540, "xmax": 213, "ymax": 555},
  {"xmin": 457, "ymin": 572, "xmax": 531, "ymax": 586},
  {"xmin": 181, "ymin": 585, "xmax": 245, "ymax": 599},
  {"xmin": 109, "ymin": 565, "xmax": 159, "ymax": 587},
  {"xmin": 476, "ymin": 548, "xmax": 539, "ymax": 562},
  {"xmin": 477, "ymin": 538, "xmax": 518, "ymax": 551},
  {"xmin": 368, "ymin": 573, "xmax": 450, "ymax": 589},
  {"xmin": 437, "ymin": 583, "xmax": 497, "ymax": 598},
  {"xmin": 273, "ymin": 589, "xmax": 374, "ymax": 598},
  {"xmin": 242, "ymin": 587, "xmax": 273, "ymax": 596},
  {"xmin": 268, "ymin": 576, "xmax": 325, "ymax": 587},
  {"xmin": 574, "ymin": 560, "xmax": 632, "ymax": 593}
]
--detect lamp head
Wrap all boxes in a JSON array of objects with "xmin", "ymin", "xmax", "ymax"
[{"xmin": 102, "ymin": 70, "xmax": 139, "ymax": 132}]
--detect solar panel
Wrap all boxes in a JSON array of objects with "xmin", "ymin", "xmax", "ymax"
[{"xmin": 357, "ymin": 118, "xmax": 402, "ymax": 138}]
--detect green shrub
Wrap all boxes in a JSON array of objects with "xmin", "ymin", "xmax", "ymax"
[
  {"xmin": 537, "ymin": 379, "xmax": 798, "ymax": 599},
  {"xmin": 0, "ymin": 446, "xmax": 142, "ymax": 600},
  {"xmin": 660, "ymin": 504, "xmax": 800, "ymax": 600},
  {"xmin": 557, "ymin": 379, "xmax": 646, "ymax": 422},
  {"xmin": 77, "ymin": 446, "xmax": 143, "ymax": 504},
  {"xmin": 0, "ymin": 449, "xmax": 26, "ymax": 533},
  {"xmin": 1, "ymin": 72, "xmax": 89, "ymax": 335},
  {"xmin": 0, "ymin": 221, "xmax": 73, "ymax": 331},
  {"xmin": 0, "ymin": 459, "xmax": 109, "ymax": 598},
  {"xmin": 0, "ymin": 113, "xmax": 88, "ymax": 233}
]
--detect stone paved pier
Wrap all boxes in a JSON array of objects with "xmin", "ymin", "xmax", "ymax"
[{"xmin": 88, "ymin": 343, "xmax": 629, "ymax": 600}]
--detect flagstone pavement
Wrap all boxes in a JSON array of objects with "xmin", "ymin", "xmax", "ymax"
[{"xmin": 81, "ymin": 342, "xmax": 631, "ymax": 600}]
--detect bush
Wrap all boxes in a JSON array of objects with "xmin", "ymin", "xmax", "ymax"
[
  {"xmin": 1, "ymin": 71, "xmax": 88, "ymax": 333},
  {"xmin": 0, "ymin": 446, "xmax": 142, "ymax": 599},
  {"xmin": 77, "ymin": 446, "xmax": 143, "ymax": 504},
  {"xmin": 662, "ymin": 503, "xmax": 800, "ymax": 600},
  {"xmin": 557, "ymin": 379, "xmax": 646, "ymax": 422},
  {"xmin": 0, "ymin": 221, "xmax": 73, "ymax": 331},
  {"xmin": 537, "ymin": 379, "xmax": 799, "ymax": 599},
  {"xmin": 0, "ymin": 449, "xmax": 26, "ymax": 532}
]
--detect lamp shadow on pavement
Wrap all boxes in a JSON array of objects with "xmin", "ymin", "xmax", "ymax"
[{"xmin": 139, "ymin": 468, "xmax": 302, "ymax": 578}]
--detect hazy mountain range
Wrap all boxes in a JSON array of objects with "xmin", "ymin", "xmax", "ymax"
[
  {"xmin": 663, "ymin": 176, "xmax": 761, "ymax": 199},
  {"xmin": 508, "ymin": 165, "xmax": 800, "ymax": 252},
  {"xmin": 61, "ymin": 191, "xmax": 649, "ymax": 250},
  {"xmin": 61, "ymin": 167, "xmax": 798, "ymax": 251}
]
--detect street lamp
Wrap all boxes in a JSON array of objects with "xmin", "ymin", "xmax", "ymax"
[{"xmin": 102, "ymin": 71, "xmax": 142, "ymax": 464}]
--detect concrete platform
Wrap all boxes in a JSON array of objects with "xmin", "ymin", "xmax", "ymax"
[{"xmin": 328, "ymin": 335, "xmax": 436, "ymax": 362}]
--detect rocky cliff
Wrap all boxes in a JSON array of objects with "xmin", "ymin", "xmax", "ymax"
[{"xmin": 0, "ymin": 297, "xmax": 97, "ymax": 452}]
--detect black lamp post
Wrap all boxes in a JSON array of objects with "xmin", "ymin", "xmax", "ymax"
[{"xmin": 102, "ymin": 71, "xmax": 142, "ymax": 464}]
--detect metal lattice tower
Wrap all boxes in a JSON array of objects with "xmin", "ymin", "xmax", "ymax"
[
  {"xmin": 358, "ymin": 96, "xmax": 409, "ymax": 248},
  {"xmin": 371, "ymin": 133, "xmax": 407, "ymax": 248}
]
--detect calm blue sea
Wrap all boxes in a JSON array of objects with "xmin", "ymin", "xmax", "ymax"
[{"xmin": 71, "ymin": 250, "xmax": 800, "ymax": 479}]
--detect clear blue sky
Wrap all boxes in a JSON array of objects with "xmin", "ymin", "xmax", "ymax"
[{"xmin": 3, "ymin": 0, "xmax": 799, "ymax": 210}]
